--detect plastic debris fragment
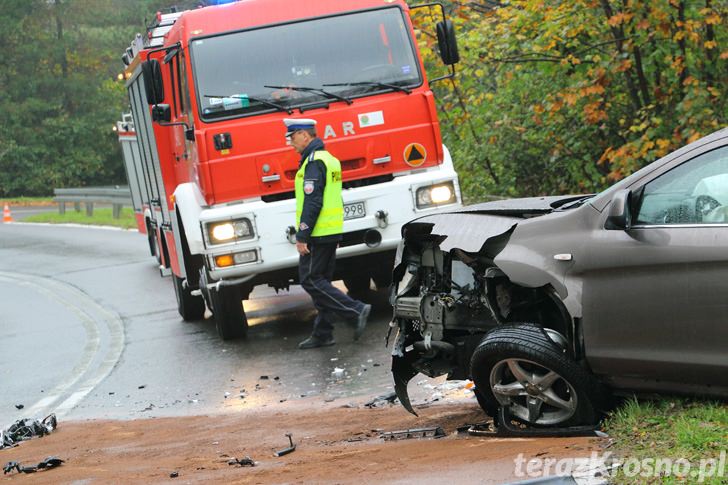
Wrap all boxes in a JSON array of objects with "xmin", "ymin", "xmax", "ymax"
[
  {"xmin": 228, "ymin": 456, "xmax": 255, "ymax": 467},
  {"xmin": 0, "ymin": 414, "xmax": 57, "ymax": 450},
  {"xmin": 380, "ymin": 427, "xmax": 445, "ymax": 441}
]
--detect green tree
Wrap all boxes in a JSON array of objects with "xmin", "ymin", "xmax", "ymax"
[
  {"xmin": 416, "ymin": 0, "xmax": 727, "ymax": 201},
  {"xmin": 0, "ymin": 0, "xmax": 171, "ymax": 197}
]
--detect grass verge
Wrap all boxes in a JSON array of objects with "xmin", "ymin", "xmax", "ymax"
[
  {"xmin": 0, "ymin": 197, "xmax": 55, "ymax": 207},
  {"xmin": 23, "ymin": 208, "xmax": 138, "ymax": 230},
  {"xmin": 603, "ymin": 398, "xmax": 728, "ymax": 483}
]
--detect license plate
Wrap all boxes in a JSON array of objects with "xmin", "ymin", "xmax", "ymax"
[{"xmin": 344, "ymin": 201, "xmax": 366, "ymax": 220}]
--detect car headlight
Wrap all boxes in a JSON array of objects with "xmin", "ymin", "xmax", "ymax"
[
  {"xmin": 206, "ymin": 218, "xmax": 254, "ymax": 245},
  {"xmin": 415, "ymin": 182, "xmax": 457, "ymax": 209}
]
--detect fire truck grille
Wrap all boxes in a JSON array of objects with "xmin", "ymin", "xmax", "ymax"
[{"xmin": 261, "ymin": 174, "xmax": 395, "ymax": 203}]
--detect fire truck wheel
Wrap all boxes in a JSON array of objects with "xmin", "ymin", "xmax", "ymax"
[
  {"xmin": 172, "ymin": 274, "xmax": 205, "ymax": 321},
  {"xmin": 147, "ymin": 223, "xmax": 161, "ymax": 265},
  {"xmin": 372, "ymin": 267, "xmax": 393, "ymax": 291},
  {"xmin": 210, "ymin": 285, "xmax": 248, "ymax": 340},
  {"xmin": 343, "ymin": 274, "xmax": 372, "ymax": 295}
]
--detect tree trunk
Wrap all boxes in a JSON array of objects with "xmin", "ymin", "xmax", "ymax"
[
  {"xmin": 600, "ymin": 0, "xmax": 643, "ymax": 112},
  {"xmin": 52, "ymin": 0, "xmax": 70, "ymax": 112},
  {"xmin": 675, "ymin": 0, "xmax": 688, "ymax": 91},
  {"xmin": 703, "ymin": 0, "xmax": 717, "ymax": 86}
]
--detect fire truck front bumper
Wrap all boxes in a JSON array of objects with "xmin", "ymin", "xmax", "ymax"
[{"xmin": 198, "ymin": 169, "xmax": 461, "ymax": 282}]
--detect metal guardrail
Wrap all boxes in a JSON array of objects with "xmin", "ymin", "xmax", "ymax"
[{"xmin": 53, "ymin": 186, "xmax": 132, "ymax": 219}]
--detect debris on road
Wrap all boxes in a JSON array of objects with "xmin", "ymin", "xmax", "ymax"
[
  {"xmin": 3, "ymin": 456, "xmax": 64, "ymax": 475},
  {"xmin": 14, "ymin": 404, "xmax": 24, "ymax": 410},
  {"xmin": 457, "ymin": 422, "xmax": 496, "ymax": 436},
  {"xmin": 273, "ymin": 433, "xmax": 296, "ymax": 457},
  {"xmin": 331, "ymin": 367, "xmax": 345, "ymax": 379},
  {"xmin": 380, "ymin": 427, "xmax": 445, "ymax": 441},
  {"xmin": 169, "ymin": 471, "xmax": 179, "ymax": 478},
  {"xmin": 364, "ymin": 392, "xmax": 398, "ymax": 408},
  {"xmin": 0, "ymin": 414, "xmax": 57, "ymax": 450},
  {"xmin": 453, "ymin": 409, "xmax": 603, "ymax": 438},
  {"xmin": 228, "ymin": 456, "xmax": 256, "ymax": 467}
]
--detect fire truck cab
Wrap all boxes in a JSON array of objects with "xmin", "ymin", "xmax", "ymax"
[{"xmin": 119, "ymin": 0, "xmax": 462, "ymax": 340}]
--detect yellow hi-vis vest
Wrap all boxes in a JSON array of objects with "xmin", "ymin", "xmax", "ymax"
[{"xmin": 295, "ymin": 150, "xmax": 344, "ymax": 237}]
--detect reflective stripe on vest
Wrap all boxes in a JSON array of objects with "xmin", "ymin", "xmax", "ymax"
[{"xmin": 295, "ymin": 150, "xmax": 344, "ymax": 237}]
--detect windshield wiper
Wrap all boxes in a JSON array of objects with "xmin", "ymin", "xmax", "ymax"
[
  {"xmin": 554, "ymin": 195, "xmax": 594, "ymax": 210},
  {"xmin": 203, "ymin": 94, "xmax": 293, "ymax": 114},
  {"xmin": 323, "ymin": 81, "xmax": 411, "ymax": 95},
  {"xmin": 264, "ymin": 85, "xmax": 352, "ymax": 105}
]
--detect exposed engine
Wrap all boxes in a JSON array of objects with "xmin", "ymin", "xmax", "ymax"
[{"xmin": 388, "ymin": 224, "xmax": 571, "ymax": 415}]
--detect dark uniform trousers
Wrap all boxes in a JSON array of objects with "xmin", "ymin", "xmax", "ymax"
[{"xmin": 298, "ymin": 242, "xmax": 365, "ymax": 338}]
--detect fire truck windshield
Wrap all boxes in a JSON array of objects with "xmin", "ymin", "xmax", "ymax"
[{"xmin": 191, "ymin": 7, "xmax": 422, "ymax": 121}]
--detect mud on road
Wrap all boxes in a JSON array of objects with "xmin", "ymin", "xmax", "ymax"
[{"xmin": 1, "ymin": 399, "xmax": 603, "ymax": 484}]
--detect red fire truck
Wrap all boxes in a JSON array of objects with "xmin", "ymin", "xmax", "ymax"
[{"xmin": 119, "ymin": 0, "xmax": 462, "ymax": 340}]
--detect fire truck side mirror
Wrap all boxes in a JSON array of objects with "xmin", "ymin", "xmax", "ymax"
[
  {"xmin": 141, "ymin": 60, "xmax": 165, "ymax": 105},
  {"xmin": 436, "ymin": 20, "xmax": 459, "ymax": 66},
  {"xmin": 151, "ymin": 104, "xmax": 172, "ymax": 123}
]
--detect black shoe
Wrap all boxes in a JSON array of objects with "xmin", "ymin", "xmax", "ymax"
[
  {"xmin": 298, "ymin": 335, "xmax": 336, "ymax": 349},
  {"xmin": 354, "ymin": 304, "xmax": 371, "ymax": 341}
]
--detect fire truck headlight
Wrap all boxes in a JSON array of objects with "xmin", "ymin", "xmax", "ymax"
[
  {"xmin": 207, "ymin": 218, "xmax": 254, "ymax": 244},
  {"xmin": 212, "ymin": 250, "xmax": 258, "ymax": 269},
  {"xmin": 415, "ymin": 182, "xmax": 456, "ymax": 209}
]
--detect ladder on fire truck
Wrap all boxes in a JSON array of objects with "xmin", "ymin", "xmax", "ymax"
[{"xmin": 121, "ymin": 9, "xmax": 184, "ymax": 66}]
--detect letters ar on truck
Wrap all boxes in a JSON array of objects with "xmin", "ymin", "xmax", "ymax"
[{"xmin": 116, "ymin": 0, "xmax": 462, "ymax": 339}]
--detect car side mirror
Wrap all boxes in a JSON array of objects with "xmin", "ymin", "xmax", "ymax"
[
  {"xmin": 605, "ymin": 189, "xmax": 632, "ymax": 230},
  {"xmin": 436, "ymin": 20, "xmax": 460, "ymax": 65},
  {"xmin": 141, "ymin": 59, "xmax": 164, "ymax": 105},
  {"xmin": 151, "ymin": 104, "xmax": 171, "ymax": 122}
]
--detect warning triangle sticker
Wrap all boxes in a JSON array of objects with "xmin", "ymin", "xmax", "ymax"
[
  {"xmin": 404, "ymin": 143, "xmax": 426, "ymax": 167},
  {"xmin": 408, "ymin": 146, "xmax": 423, "ymax": 161}
]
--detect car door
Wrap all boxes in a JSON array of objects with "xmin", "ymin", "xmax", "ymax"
[{"xmin": 576, "ymin": 143, "xmax": 728, "ymax": 391}]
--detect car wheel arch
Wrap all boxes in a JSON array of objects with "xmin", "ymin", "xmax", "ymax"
[{"xmin": 483, "ymin": 271, "xmax": 579, "ymax": 359}]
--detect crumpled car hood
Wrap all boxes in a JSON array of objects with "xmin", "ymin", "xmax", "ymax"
[
  {"xmin": 403, "ymin": 195, "xmax": 584, "ymax": 253},
  {"xmin": 458, "ymin": 195, "xmax": 588, "ymax": 216}
]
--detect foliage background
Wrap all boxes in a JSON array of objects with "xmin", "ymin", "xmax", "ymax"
[
  {"xmin": 0, "ymin": 0, "xmax": 725, "ymax": 199},
  {"xmin": 0, "ymin": 0, "xmax": 198, "ymax": 197},
  {"xmin": 416, "ymin": 0, "xmax": 726, "ymax": 201}
]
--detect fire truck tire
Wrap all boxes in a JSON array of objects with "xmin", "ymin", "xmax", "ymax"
[
  {"xmin": 343, "ymin": 274, "xmax": 372, "ymax": 294},
  {"xmin": 372, "ymin": 267, "xmax": 393, "ymax": 291},
  {"xmin": 210, "ymin": 285, "xmax": 248, "ymax": 340},
  {"xmin": 172, "ymin": 273, "xmax": 205, "ymax": 321},
  {"xmin": 147, "ymin": 221, "xmax": 161, "ymax": 264}
]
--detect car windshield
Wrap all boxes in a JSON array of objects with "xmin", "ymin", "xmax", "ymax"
[{"xmin": 191, "ymin": 7, "xmax": 421, "ymax": 120}]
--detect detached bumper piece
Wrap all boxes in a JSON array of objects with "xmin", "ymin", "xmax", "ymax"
[
  {"xmin": 473, "ymin": 408, "xmax": 602, "ymax": 438},
  {"xmin": 380, "ymin": 427, "xmax": 445, "ymax": 441},
  {"xmin": 391, "ymin": 353, "xmax": 420, "ymax": 416},
  {"xmin": 0, "ymin": 414, "xmax": 57, "ymax": 450},
  {"xmin": 3, "ymin": 456, "xmax": 64, "ymax": 475}
]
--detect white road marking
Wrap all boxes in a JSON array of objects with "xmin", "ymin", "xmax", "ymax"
[{"xmin": 0, "ymin": 272, "xmax": 125, "ymax": 423}]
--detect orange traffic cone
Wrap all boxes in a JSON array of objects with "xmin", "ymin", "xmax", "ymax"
[{"xmin": 3, "ymin": 204, "xmax": 14, "ymax": 223}]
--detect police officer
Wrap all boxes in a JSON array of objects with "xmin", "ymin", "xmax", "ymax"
[{"xmin": 285, "ymin": 118, "xmax": 371, "ymax": 349}]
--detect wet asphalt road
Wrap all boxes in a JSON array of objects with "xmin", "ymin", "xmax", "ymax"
[{"xmin": 0, "ymin": 221, "xmax": 411, "ymax": 426}]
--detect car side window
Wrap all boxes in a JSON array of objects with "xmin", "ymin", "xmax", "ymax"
[{"xmin": 635, "ymin": 146, "xmax": 728, "ymax": 225}]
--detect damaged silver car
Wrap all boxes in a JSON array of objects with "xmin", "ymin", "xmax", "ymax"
[{"xmin": 389, "ymin": 128, "xmax": 728, "ymax": 428}]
